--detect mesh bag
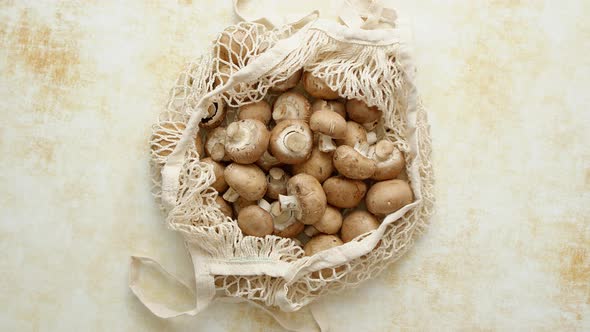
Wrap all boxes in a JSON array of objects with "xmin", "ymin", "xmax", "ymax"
[{"xmin": 131, "ymin": 2, "xmax": 434, "ymax": 330}]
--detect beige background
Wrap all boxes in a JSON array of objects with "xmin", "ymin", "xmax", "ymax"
[{"xmin": 1, "ymin": 0, "xmax": 588, "ymax": 331}]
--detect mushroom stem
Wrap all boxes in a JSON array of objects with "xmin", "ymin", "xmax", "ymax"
[
  {"xmin": 367, "ymin": 131, "xmax": 378, "ymax": 145},
  {"xmin": 304, "ymin": 225, "xmax": 319, "ymax": 237},
  {"xmin": 223, "ymin": 187, "xmax": 240, "ymax": 202},
  {"xmin": 284, "ymin": 131, "xmax": 309, "ymax": 153},
  {"xmin": 269, "ymin": 167, "xmax": 285, "ymax": 180},
  {"xmin": 270, "ymin": 201, "xmax": 297, "ymax": 231},
  {"xmin": 278, "ymin": 194, "xmax": 302, "ymax": 219},
  {"xmin": 354, "ymin": 142, "xmax": 371, "ymax": 157},
  {"xmin": 318, "ymin": 134, "xmax": 337, "ymax": 153},
  {"xmin": 258, "ymin": 198, "xmax": 271, "ymax": 212}
]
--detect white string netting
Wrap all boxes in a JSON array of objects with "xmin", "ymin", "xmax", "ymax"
[{"xmin": 148, "ymin": 21, "xmax": 434, "ymax": 310}]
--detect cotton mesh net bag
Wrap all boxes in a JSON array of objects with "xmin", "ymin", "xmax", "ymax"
[{"xmin": 130, "ymin": 1, "xmax": 434, "ymax": 330}]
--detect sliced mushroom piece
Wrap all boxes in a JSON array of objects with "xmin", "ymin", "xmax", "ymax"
[
  {"xmin": 311, "ymin": 99, "xmax": 346, "ymax": 119},
  {"xmin": 271, "ymin": 69, "xmax": 302, "ymax": 92},
  {"xmin": 225, "ymin": 119, "xmax": 270, "ymax": 164},
  {"xmin": 332, "ymin": 144, "xmax": 376, "ymax": 180},
  {"xmin": 272, "ymin": 91, "xmax": 312, "ymax": 123},
  {"xmin": 223, "ymin": 163, "xmax": 267, "ymax": 202},
  {"xmin": 309, "ymin": 110, "xmax": 347, "ymax": 153},
  {"xmin": 256, "ymin": 150, "xmax": 282, "ymax": 171},
  {"xmin": 302, "ymin": 71, "xmax": 339, "ymax": 100},
  {"xmin": 291, "ymin": 147, "xmax": 333, "ymax": 183},
  {"xmin": 340, "ymin": 210, "xmax": 380, "ymax": 242},
  {"xmin": 270, "ymin": 201, "xmax": 304, "ymax": 238},
  {"xmin": 322, "ymin": 176, "xmax": 367, "ymax": 208},
  {"xmin": 314, "ymin": 206, "xmax": 343, "ymax": 235},
  {"xmin": 345, "ymin": 99, "xmax": 382, "ymax": 129},
  {"xmin": 266, "ymin": 167, "xmax": 290, "ymax": 200},
  {"xmin": 205, "ymin": 127, "xmax": 229, "ymax": 162},
  {"xmin": 303, "ymin": 234, "xmax": 343, "ymax": 256},
  {"xmin": 201, "ymin": 157, "xmax": 228, "ymax": 193},
  {"xmin": 334, "ymin": 121, "xmax": 368, "ymax": 147},
  {"xmin": 366, "ymin": 179, "xmax": 413, "ymax": 216},
  {"xmin": 200, "ymin": 100, "xmax": 226, "ymax": 129},
  {"xmin": 237, "ymin": 205, "xmax": 274, "ymax": 237},
  {"xmin": 371, "ymin": 140, "xmax": 405, "ymax": 181},
  {"xmin": 279, "ymin": 174, "xmax": 327, "ymax": 225},
  {"xmin": 215, "ymin": 196, "xmax": 233, "ymax": 219},
  {"xmin": 269, "ymin": 120, "xmax": 313, "ymax": 164},
  {"xmin": 238, "ymin": 100, "xmax": 272, "ymax": 125}
]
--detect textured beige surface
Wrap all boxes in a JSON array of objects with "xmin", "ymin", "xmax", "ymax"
[{"xmin": 0, "ymin": 1, "xmax": 588, "ymax": 331}]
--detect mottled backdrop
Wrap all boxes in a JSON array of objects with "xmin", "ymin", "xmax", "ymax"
[{"xmin": 0, "ymin": 0, "xmax": 588, "ymax": 331}]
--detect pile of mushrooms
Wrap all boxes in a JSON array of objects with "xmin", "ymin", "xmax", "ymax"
[{"xmin": 156, "ymin": 65, "xmax": 414, "ymax": 258}]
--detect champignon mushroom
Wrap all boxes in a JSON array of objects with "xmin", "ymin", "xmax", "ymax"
[
  {"xmin": 215, "ymin": 196, "xmax": 233, "ymax": 219},
  {"xmin": 269, "ymin": 120, "xmax": 313, "ymax": 164},
  {"xmin": 332, "ymin": 144, "xmax": 376, "ymax": 180},
  {"xmin": 216, "ymin": 26, "xmax": 254, "ymax": 64},
  {"xmin": 303, "ymin": 234, "xmax": 343, "ymax": 256},
  {"xmin": 334, "ymin": 121, "xmax": 367, "ymax": 147},
  {"xmin": 237, "ymin": 205, "xmax": 274, "ymax": 237},
  {"xmin": 309, "ymin": 110, "xmax": 347, "ymax": 153},
  {"xmin": 370, "ymin": 140, "xmax": 405, "ymax": 180},
  {"xmin": 195, "ymin": 133, "xmax": 205, "ymax": 157},
  {"xmin": 224, "ymin": 119, "xmax": 270, "ymax": 164},
  {"xmin": 256, "ymin": 150, "xmax": 282, "ymax": 171},
  {"xmin": 340, "ymin": 210, "xmax": 380, "ymax": 242},
  {"xmin": 266, "ymin": 167, "xmax": 290, "ymax": 200},
  {"xmin": 200, "ymin": 100, "xmax": 226, "ymax": 129},
  {"xmin": 272, "ymin": 91, "xmax": 312, "ymax": 123},
  {"xmin": 271, "ymin": 69, "xmax": 302, "ymax": 92},
  {"xmin": 279, "ymin": 174, "xmax": 327, "ymax": 225},
  {"xmin": 222, "ymin": 163, "xmax": 267, "ymax": 202},
  {"xmin": 238, "ymin": 100, "xmax": 272, "ymax": 125},
  {"xmin": 201, "ymin": 157, "xmax": 228, "ymax": 193},
  {"xmin": 345, "ymin": 99, "xmax": 382, "ymax": 130},
  {"xmin": 151, "ymin": 122, "xmax": 185, "ymax": 158},
  {"xmin": 305, "ymin": 205, "xmax": 343, "ymax": 236},
  {"xmin": 366, "ymin": 179, "xmax": 413, "ymax": 216},
  {"xmin": 311, "ymin": 100, "xmax": 346, "ymax": 119},
  {"xmin": 205, "ymin": 127, "xmax": 229, "ymax": 162},
  {"xmin": 270, "ymin": 201, "xmax": 304, "ymax": 238},
  {"xmin": 302, "ymin": 71, "xmax": 339, "ymax": 100},
  {"xmin": 291, "ymin": 147, "xmax": 333, "ymax": 183},
  {"xmin": 322, "ymin": 176, "xmax": 367, "ymax": 208},
  {"xmin": 232, "ymin": 196, "xmax": 255, "ymax": 215}
]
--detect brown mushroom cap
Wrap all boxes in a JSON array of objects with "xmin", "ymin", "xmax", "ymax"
[
  {"xmin": 215, "ymin": 196, "xmax": 233, "ymax": 219},
  {"xmin": 272, "ymin": 91, "xmax": 312, "ymax": 122},
  {"xmin": 371, "ymin": 140, "xmax": 405, "ymax": 180},
  {"xmin": 216, "ymin": 27, "xmax": 254, "ymax": 64},
  {"xmin": 302, "ymin": 71, "xmax": 339, "ymax": 100},
  {"xmin": 224, "ymin": 163, "xmax": 267, "ymax": 201},
  {"xmin": 366, "ymin": 179, "xmax": 413, "ymax": 216},
  {"xmin": 195, "ymin": 133, "xmax": 205, "ymax": 157},
  {"xmin": 238, "ymin": 100, "xmax": 272, "ymax": 125},
  {"xmin": 322, "ymin": 176, "xmax": 367, "ymax": 208},
  {"xmin": 314, "ymin": 206, "xmax": 343, "ymax": 235},
  {"xmin": 340, "ymin": 210, "xmax": 380, "ymax": 242},
  {"xmin": 266, "ymin": 167, "xmax": 289, "ymax": 200},
  {"xmin": 151, "ymin": 122, "xmax": 185, "ymax": 158},
  {"xmin": 274, "ymin": 220, "xmax": 305, "ymax": 238},
  {"xmin": 311, "ymin": 100, "xmax": 346, "ymax": 119},
  {"xmin": 332, "ymin": 145, "xmax": 376, "ymax": 180},
  {"xmin": 269, "ymin": 120, "xmax": 313, "ymax": 164},
  {"xmin": 225, "ymin": 119, "xmax": 270, "ymax": 164},
  {"xmin": 281, "ymin": 174, "xmax": 327, "ymax": 225},
  {"xmin": 291, "ymin": 147, "xmax": 334, "ymax": 183},
  {"xmin": 309, "ymin": 110, "xmax": 347, "ymax": 139},
  {"xmin": 303, "ymin": 234, "xmax": 343, "ymax": 256},
  {"xmin": 334, "ymin": 121, "xmax": 368, "ymax": 147},
  {"xmin": 205, "ymin": 127, "xmax": 228, "ymax": 162},
  {"xmin": 271, "ymin": 69, "xmax": 302, "ymax": 92},
  {"xmin": 200, "ymin": 101, "xmax": 226, "ymax": 129},
  {"xmin": 232, "ymin": 196, "xmax": 255, "ymax": 215},
  {"xmin": 201, "ymin": 157, "xmax": 228, "ymax": 193},
  {"xmin": 237, "ymin": 205, "xmax": 274, "ymax": 237},
  {"xmin": 345, "ymin": 99, "xmax": 382, "ymax": 125}
]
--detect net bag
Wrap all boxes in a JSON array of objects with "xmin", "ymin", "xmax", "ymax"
[{"xmin": 130, "ymin": 1, "xmax": 434, "ymax": 330}]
